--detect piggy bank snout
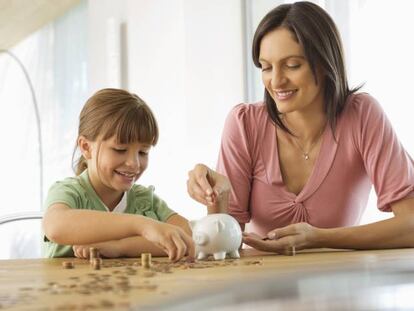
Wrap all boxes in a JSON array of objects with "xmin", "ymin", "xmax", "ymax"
[{"xmin": 193, "ymin": 232, "xmax": 209, "ymax": 246}]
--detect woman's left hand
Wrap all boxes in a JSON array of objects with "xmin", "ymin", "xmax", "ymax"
[{"xmin": 242, "ymin": 222, "xmax": 321, "ymax": 253}]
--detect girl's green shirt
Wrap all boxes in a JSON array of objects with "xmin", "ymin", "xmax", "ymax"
[{"xmin": 43, "ymin": 170, "xmax": 176, "ymax": 257}]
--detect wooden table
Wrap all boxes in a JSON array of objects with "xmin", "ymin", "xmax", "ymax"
[{"xmin": 1, "ymin": 248, "xmax": 414, "ymax": 310}]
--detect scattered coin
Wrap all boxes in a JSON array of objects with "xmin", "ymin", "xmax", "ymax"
[{"xmin": 62, "ymin": 261, "xmax": 74, "ymax": 269}]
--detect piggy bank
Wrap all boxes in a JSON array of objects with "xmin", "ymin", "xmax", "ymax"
[{"xmin": 189, "ymin": 214, "xmax": 242, "ymax": 260}]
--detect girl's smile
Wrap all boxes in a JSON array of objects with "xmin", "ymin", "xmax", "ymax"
[{"xmin": 79, "ymin": 135, "xmax": 151, "ymax": 208}]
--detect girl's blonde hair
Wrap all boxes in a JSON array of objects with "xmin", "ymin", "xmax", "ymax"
[{"xmin": 73, "ymin": 88, "xmax": 159, "ymax": 175}]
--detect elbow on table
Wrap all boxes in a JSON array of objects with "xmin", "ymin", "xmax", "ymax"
[{"xmin": 42, "ymin": 215, "xmax": 66, "ymax": 244}]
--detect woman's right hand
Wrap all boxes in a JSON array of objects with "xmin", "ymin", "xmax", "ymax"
[
  {"xmin": 187, "ymin": 164, "xmax": 231, "ymax": 212},
  {"xmin": 141, "ymin": 220, "xmax": 195, "ymax": 262}
]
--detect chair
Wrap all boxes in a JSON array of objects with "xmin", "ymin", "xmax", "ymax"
[{"xmin": 0, "ymin": 211, "xmax": 43, "ymax": 259}]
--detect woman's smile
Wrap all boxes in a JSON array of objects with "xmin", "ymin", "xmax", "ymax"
[{"xmin": 273, "ymin": 89, "xmax": 298, "ymax": 101}]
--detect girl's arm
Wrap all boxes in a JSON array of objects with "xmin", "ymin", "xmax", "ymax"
[
  {"xmin": 43, "ymin": 204, "xmax": 194, "ymax": 261},
  {"xmin": 73, "ymin": 236, "xmax": 167, "ymax": 258},
  {"xmin": 243, "ymin": 197, "xmax": 414, "ymax": 252},
  {"xmin": 72, "ymin": 214, "xmax": 193, "ymax": 258},
  {"xmin": 166, "ymin": 214, "xmax": 192, "ymax": 235}
]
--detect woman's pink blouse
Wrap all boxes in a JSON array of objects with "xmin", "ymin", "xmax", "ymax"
[{"xmin": 217, "ymin": 93, "xmax": 414, "ymax": 236}]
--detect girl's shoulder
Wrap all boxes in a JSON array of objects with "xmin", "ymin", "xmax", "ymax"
[
  {"xmin": 48, "ymin": 175, "xmax": 84, "ymax": 193},
  {"xmin": 128, "ymin": 184, "xmax": 157, "ymax": 205}
]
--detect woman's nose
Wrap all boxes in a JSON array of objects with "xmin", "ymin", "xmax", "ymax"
[{"xmin": 270, "ymin": 69, "xmax": 287, "ymax": 88}]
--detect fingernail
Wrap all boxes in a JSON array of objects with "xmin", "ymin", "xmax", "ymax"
[
  {"xmin": 269, "ymin": 233, "xmax": 276, "ymax": 239},
  {"xmin": 206, "ymin": 189, "xmax": 212, "ymax": 195}
]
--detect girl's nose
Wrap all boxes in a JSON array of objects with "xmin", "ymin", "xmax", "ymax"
[{"xmin": 125, "ymin": 153, "xmax": 140, "ymax": 170}]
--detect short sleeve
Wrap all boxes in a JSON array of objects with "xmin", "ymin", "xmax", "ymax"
[
  {"xmin": 151, "ymin": 190, "xmax": 177, "ymax": 222},
  {"xmin": 352, "ymin": 94, "xmax": 414, "ymax": 211},
  {"xmin": 217, "ymin": 104, "xmax": 254, "ymax": 223},
  {"xmin": 43, "ymin": 181, "xmax": 81, "ymax": 210}
]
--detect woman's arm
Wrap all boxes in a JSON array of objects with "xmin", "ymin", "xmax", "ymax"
[
  {"xmin": 43, "ymin": 203, "xmax": 194, "ymax": 261},
  {"xmin": 243, "ymin": 197, "xmax": 414, "ymax": 252},
  {"xmin": 319, "ymin": 197, "xmax": 414, "ymax": 249},
  {"xmin": 187, "ymin": 164, "xmax": 231, "ymax": 214}
]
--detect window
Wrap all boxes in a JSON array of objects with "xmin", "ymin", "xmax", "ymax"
[{"xmin": 0, "ymin": 1, "xmax": 87, "ymax": 258}]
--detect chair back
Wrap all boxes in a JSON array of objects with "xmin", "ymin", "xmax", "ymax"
[{"xmin": 0, "ymin": 211, "xmax": 43, "ymax": 259}]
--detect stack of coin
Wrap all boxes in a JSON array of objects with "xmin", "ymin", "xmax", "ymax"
[
  {"xmin": 89, "ymin": 247, "xmax": 100, "ymax": 265},
  {"xmin": 285, "ymin": 246, "xmax": 296, "ymax": 256},
  {"xmin": 91, "ymin": 258, "xmax": 103, "ymax": 270},
  {"xmin": 62, "ymin": 261, "xmax": 74, "ymax": 269},
  {"xmin": 141, "ymin": 253, "xmax": 152, "ymax": 269}
]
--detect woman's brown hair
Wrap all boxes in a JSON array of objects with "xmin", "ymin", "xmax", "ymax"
[
  {"xmin": 73, "ymin": 88, "xmax": 159, "ymax": 175},
  {"xmin": 252, "ymin": 1, "xmax": 361, "ymax": 133}
]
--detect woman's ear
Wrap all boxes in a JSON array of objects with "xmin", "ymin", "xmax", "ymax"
[{"xmin": 78, "ymin": 136, "xmax": 93, "ymax": 159}]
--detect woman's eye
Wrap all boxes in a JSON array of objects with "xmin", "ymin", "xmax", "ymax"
[
  {"xmin": 261, "ymin": 66, "xmax": 271, "ymax": 72},
  {"xmin": 286, "ymin": 64, "xmax": 301, "ymax": 69},
  {"xmin": 139, "ymin": 151, "xmax": 149, "ymax": 156}
]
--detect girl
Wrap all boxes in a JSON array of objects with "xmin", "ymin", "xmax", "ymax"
[
  {"xmin": 43, "ymin": 88, "xmax": 194, "ymax": 261},
  {"xmin": 187, "ymin": 2, "xmax": 414, "ymax": 252}
]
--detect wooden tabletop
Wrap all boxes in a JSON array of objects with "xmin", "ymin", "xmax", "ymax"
[{"xmin": 1, "ymin": 248, "xmax": 414, "ymax": 310}]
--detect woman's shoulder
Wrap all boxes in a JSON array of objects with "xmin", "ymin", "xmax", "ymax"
[
  {"xmin": 345, "ymin": 92, "xmax": 383, "ymax": 115},
  {"xmin": 342, "ymin": 92, "xmax": 386, "ymax": 125},
  {"xmin": 230, "ymin": 101, "xmax": 266, "ymax": 115},
  {"xmin": 226, "ymin": 101, "xmax": 268, "ymax": 126}
]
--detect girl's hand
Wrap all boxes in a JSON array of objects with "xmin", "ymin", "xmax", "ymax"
[
  {"xmin": 72, "ymin": 241, "xmax": 121, "ymax": 259},
  {"xmin": 187, "ymin": 163, "xmax": 231, "ymax": 211},
  {"xmin": 242, "ymin": 223, "xmax": 321, "ymax": 254},
  {"xmin": 141, "ymin": 220, "xmax": 195, "ymax": 262}
]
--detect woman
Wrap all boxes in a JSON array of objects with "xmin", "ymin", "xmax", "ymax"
[{"xmin": 187, "ymin": 1, "xmax": 414, "ymax": 253}]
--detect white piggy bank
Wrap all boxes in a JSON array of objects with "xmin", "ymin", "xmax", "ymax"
[{"xmin": 189, "ymin": 214, "xmax": 242, "ymax": 260}]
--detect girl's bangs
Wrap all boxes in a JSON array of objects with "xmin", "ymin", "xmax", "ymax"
[{"xmin": 101, "ymin": 106, "xmax": 158, "ymax": 145}]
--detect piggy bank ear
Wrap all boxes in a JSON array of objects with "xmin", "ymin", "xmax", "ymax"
[
  {"xmin": 189, "ymin": 220, "xmax": 197, "ymax": 230},
  {"xmin": 215, "ymin": 220, "xmax": 225, "ymax": 233}
]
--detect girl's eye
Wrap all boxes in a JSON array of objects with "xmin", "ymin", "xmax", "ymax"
[
  {"xmin": 261, "ymin": 66, "xmax": 271, "ymax": 72},
  {"xmin": 139, "ymin": 151, "xmax": 149, "ymax": 156},
  {"xmin": 113, "ymin": 148, "xmax": 126, "ymax": 153}
]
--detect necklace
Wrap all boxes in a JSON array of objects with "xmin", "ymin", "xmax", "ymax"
[{"xmin": 282, "ymin": 118, "xmax": 326, "ymax": 161}]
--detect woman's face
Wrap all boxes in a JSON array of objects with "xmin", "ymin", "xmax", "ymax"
[{"xmin": 259, "ymin": 27, "xmax": 324, "ymax": 115}]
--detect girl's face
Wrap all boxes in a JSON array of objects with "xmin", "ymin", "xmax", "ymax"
[
  {"xmin": 259, "ymin": 27, "xmax": 324, "ymax": 115},
  {"xmin": 81, "ymin": 135, "xmax": 151, "ymax": 196}
]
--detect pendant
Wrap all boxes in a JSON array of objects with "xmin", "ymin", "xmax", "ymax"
[{"xmin": 304, "ymin": 154, "xmax": 309, "ymax": 160}]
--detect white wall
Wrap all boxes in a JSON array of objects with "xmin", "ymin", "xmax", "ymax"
[{"xmin": 87, "ymin": 0, "xmax": 245, "ymax": 220}]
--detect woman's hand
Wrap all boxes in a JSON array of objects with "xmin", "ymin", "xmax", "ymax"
[
  {"xmin": 242, "ymin": 223, "xmax": 321, "ymax": 254},
  {"xmin": 72, "ymin": 241, "xmax": 121, "ymax": 259},
  {"xmin": 141, "ymin": 220, "xmax": 195, "ymax": 262},
  {"xmin": 187, "ymin": 163, "xmax": 231, "ymax": 212}
]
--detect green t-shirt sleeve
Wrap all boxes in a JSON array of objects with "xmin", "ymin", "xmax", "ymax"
[
  {"xmin": 152, "ymin": 191, "xmax": 177, "ymax": 222},
  {"xmin": 43, "ymin": 181, "xmax": 80, "ymax": 258},
  {"xmin": 44, "ymin": 181, "xmax": 80, "ymax": 210}
]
